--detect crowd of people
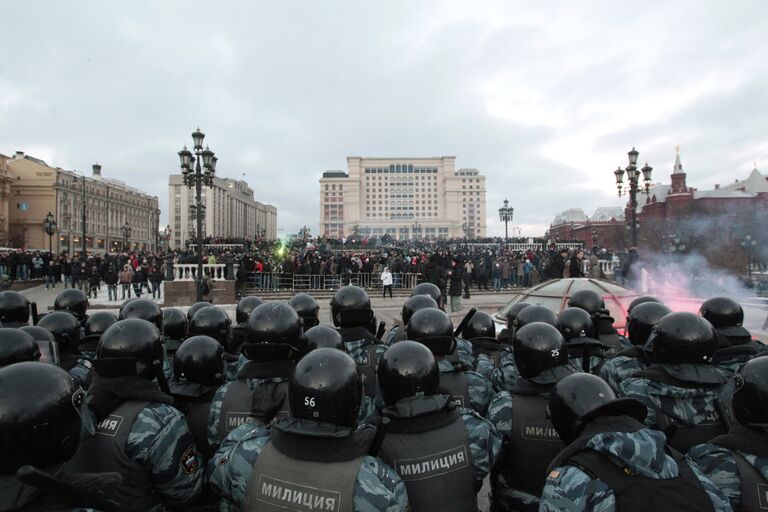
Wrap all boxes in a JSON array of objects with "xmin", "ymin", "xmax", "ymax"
[{"xmin": 0, "ymin": 281, "xmax": 764, "ymax": 511}]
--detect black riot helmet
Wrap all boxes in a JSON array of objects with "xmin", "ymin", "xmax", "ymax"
[
  {"xmin": 162, "ymin": 308, "xmax": 188, "ymax": 341},
  {"xmin": 406, "ymin": 308, "xmax": 455, "ymax": 356},
  {"xmin": 236, "ymin": 296, "xmax": 263, "ymax": 324},
  {"xmin": 0, "ymin": 328, "xmax": 40, "ymax": 367},
  {"xmin": 515, "ymin": 305, "xmax": 559, "ymax": 330},
  {"xmin": 505, "ymin": 302, "xmax": 531, "ymax": 329},
  {"xmin": 700, "ymin": 297, "xmax": 744, "ymax": 329},
  {"xmin": 330, "ymin": 286, "xmax": 373, "ymax": 329},
  {"xmin": 0, "ymin": 362, "xmax": 84, "ymax": 474},
  {"xmin": 289, "ymin": 293, "xmax": 320, "ymax": 330},
  {"xmin": 377, "ymin": 340, "xmax": 440, "ymax": 407},
  {"xmin": 548, "ymin": 372, "xmax": 647, "ymax": 444},
  {"xmin": 558, "ymin": 307, "xmax": 594, "ymax": 341},
  {"xmin": 97, "ymin": 319, "xmax": 164, "ymax": 380},
  {"xmin": 646, "ymin": 312, "xmax": 717, "ymax": 365},
  {"xmin": 53, "ymin": 288, "xmax": 89, "ymax": 321},
  {"xmin": 513, "ymin": 322, "xmax": 569, "ymax": 379},
  {"xmin": 0, "ymin": 290, "xmax": 30, "ymax": 326},
  {"xmin": 411, "ymin": 282, "xmax": 442, "ymax": 304},
  {"xmin": 401, "ymin": 295, "xmax": 438, "ymax": 325},
  {"xmin": 568, "ymin": 290, "xmax": 603, "ymax": 315},
  {"xmin": 289, "ymin": 348, "xmax": 362, "ymax": 427},
  {"xmin": 246, "ymin": 302, "xmax": 303, "ymax": 347},
  {"xmin": 37, "ymin": 311, "xmax": 81, "ymax": 348},
  {"xmin": 628, "ymin": 296, "xmax": 662, "ymax": 313},
  {"xmin": 173, "ymin": 335, "xmax": 224, "ymax": 387},
  {"xmin": 303, "ymin": 325, "xmax": 346, "ymax": 353},
  {"xmin": 189, "ymin": 306, "xmax": 231, "ymax": 345},
  {"xmin": 626, "ymin": 302, "xmax": 672, "ymax": 346},
  {"xmin": 462, "ymin": 311, "xmax": 496, "ymax": 340},
  {"xmin": 19, "ymin": 326, "xmax": 57, "ymax": 365},
  {"xmin": 187, "ymin": 301, "xmax": 212, "ymax": 322},
  {"xmin": 84, "ymin": 311, "xmax": 118, "ymax": 341},
  {"xmin": 119, "ymin": 298, "xmax": 163, "ymax": 331},
  {"xmin": 733, "ymin": 356, "xmax": 768, "ymax": 431}
]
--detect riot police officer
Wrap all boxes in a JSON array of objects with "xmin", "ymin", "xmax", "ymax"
[
  {"xmin": 568, "ymin": 289, "xmax": 629, "ymax": 352},
  {"xmin": 189, "ymin": 305, "xmax": 238, "ymax": 379},
  {"xmin": 303, "ymin": 324, "xmax": 346, "ymax": 354},
  {"xmin": 688, "ymin": 356, "xmax": 768, "ymax": 511},
  {"xmin": 376, "ymin": 340, "xmax": 501, "ymax": 511},
  {"xmin": 598, "ymin": 301, "xmax": 671, "ymax": 392},
  {"xmin": 0, "ymin": 362, "xmax": 119, "ymax": 510},
  {"xmin": 170, "ymin": 335, "xmax": 225, "ymax": 461},
  {"xmin": 0, "ymin": 290, "xmax": 30, "ymax": 327},
  {"xmin": 0, "ymin": 328, "xmax": 39, "ymax": 367},
  {"xmin": 382, "ymin": 294, "xmax": 438, "ymax": 346},
  {"xmin": 540, "ymin": 373, "xmax": 731, "ymax": 512},
  {"xmin": 119, "ymin": 298, "xmax": 163, "ymax": 331},
  {"xmin": 490, "ymin": 322, "xmax": 577, "ymax": 512},
  {"xmin": 67, "ymin": 318, "xmax": 202, "ymax": 509},
  {"xmin": 38, "ymin": 311, "xmax": 93, "ymax": 389},
  {"xmin": 406, "ymin": 308, "xmax": 493, "ymax": 415},
  {"xmin": 186, "ymin": 301, "xmax": 211, "ymax": 322},
  {"xmin": 288, "ymin": 292, "xmax": 320, "ymax": 330},
  {"xmin": 558, "ymin": 307, "xmax": 609, "ymax": 373},
  {"xmin": 461, "ymin": 310, "xmax": 506, "ymax": 364},
  {"xmin": 480, "ymin": 305, "xmax": 560, "ymax": 392},
  {"xmin": 700, "ymin": 296, "xmax": 763, "ymax": 375},
  {"xmin": 618, "ymin": 312, "xmax": 728, "ymax": 451},
  {"xmin": 330, "ymin": 285, "xmax": 381, "ymax": 398},
  {"xmin": 231, "ymin": 296, "xmax": 263, "ymax": 352},
  {"xmin": 209, "ymin": 348, "xmax": 409, "ymax": 511},
  {"xmin": 162, "ymin": 307, "xmax": 188, "ymax": 361},
  {"xmin": 411, "ymin": 281, "xmax": 444, "ymax": 310},
  {"xmin": 497, "ymin": 302, "xmax": 530, "ymax": 344},
  {"xmin": 207, "ymin": 302, "xmax": 302, "ymax": 448},
  {"xmin": 54, "ymin": 288, "xmax": 89, "ymax": 324},
  {"xmin": 81, "ymin": 311, "xmax": 118, "ymax": 359},
  {"xmin": 19, "ymin": 325, "xmax": 58, "ymax": 365}
]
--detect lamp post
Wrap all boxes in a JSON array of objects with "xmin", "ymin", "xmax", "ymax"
[
  {"xmin": 179, "ymin": 128, "xmax": 216, "ymax": 301},
  {"xmin": 591, "ymin": 228, "xmax": 598, "ymax": 249},
  {"xmin": 81, "ymin": 171, "xmax": 89, "ymax": 257},
  {"xmin": 121, "ymin": 222, "xmax": 131, "ymax": 252},
  {"xmin": 498, "ymin": 198, "xmax": 514, "ymax": 244},
  {"xmin": 613, "ymin": 147, "xmax": 652, "ymax": 247},
  {"xmin": 163, "ymin": 225, "xmax": 171, "ymax": 250},
  {"xmin": 411, "ymin": 222, "xmax": 421, "ymax": 241},
  {"xmin": 741, "ymin": 235, "xmax": 757, "ymax": 279},
  {"xmin": 43, "ymin": 212, "xmax": 57, "ymax": 253}
]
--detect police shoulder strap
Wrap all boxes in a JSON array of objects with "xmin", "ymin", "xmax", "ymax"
[{"xmin": 730, "ymin": 449, "xmax": 768, "ymax": 510}]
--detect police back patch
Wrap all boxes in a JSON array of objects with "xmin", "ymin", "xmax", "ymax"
[
  {"xmin": 521, "ymin": 422, "xmax": 560, "ymax": 442},
  {"xmin": 394, "ymin": 445, "xmax": 469, "ymax": 481},
  {"xmin": 95, "ymin": 414, "xmax": 124, "ymax": 437},
  {"xmin": 225, "ymin": 412, "xmax": 254, "ymax": 432},
  {"xmin": 256, "ymin": 474, "xmax": 342, "ymax": 512}
]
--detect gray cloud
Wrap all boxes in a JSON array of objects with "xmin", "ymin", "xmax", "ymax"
[{"xmin": 1, "ymin": 0, "xmax": 766, "ymax": 237}]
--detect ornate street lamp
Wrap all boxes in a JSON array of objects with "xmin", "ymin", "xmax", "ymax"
[
  {"xmin": 498, "ymin": 198, "xmax": 514, "ymax": 244},
  {"xmin": 163, "ymin": 224, "xmax": 172, "ymax": 249},
  {"xmin": 179, "ymin": 128, "xmax": 216, "ymax": 301},
  {"xmin": 741, "ymin": 235, "xmax": 757, "ymax": 279},
  {"xmin": 614, "ymin": 147, "xmax": 652, "ymax": 247},
  {"xmin": 43, "ymin": 212, "xmax": 57, "ymax": 253}
]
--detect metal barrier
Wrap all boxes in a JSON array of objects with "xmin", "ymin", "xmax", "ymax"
[
  {"xmin": 243, "ymin": 272, "xmax": 422, "ymax": 291},
  {"xmin": 174, "ymin": 263, "xmax": 239, "ymax": 281}
]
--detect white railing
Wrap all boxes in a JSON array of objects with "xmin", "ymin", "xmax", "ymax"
[
  {"xmin": 173, "ymin": 263, "xmax": 239, "ymax": 281},
  {"xmin": 582, "ymin": 259, "xmax": 617, "ymax": 278},
  {"xmin": 242, "ymin": 272, "xmax": 423, "ymax": 291}
]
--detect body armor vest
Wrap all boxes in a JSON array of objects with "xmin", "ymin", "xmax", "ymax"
[
  {"xmin": 380, "ymin": 405, "xmax": 477, "ymax": 512},
  {"xmin": 439, "ymin": 367, "xmax": 472, "ymax": 411},
  {"xmin": 244, "ymin": 427, "xmax": 367, "ymax": 512},
  {"xmin": 501, "ymin": 382, "xmax": 564, "ymax": 497},
  {"xmin": 634, "ymin": 365, "xmax": 727, "ymax": 452},
  {"xmin": 357, "ymin": 343, "xmax": 381, "ymax": 399},
  {"xmin": 67, "ymin": 400, "xmax": 159, "ymax": 511},
  {"xmin": 712, "ymin": 427, "xmax": 768, "ymax": 512},
  {"xmin": 217, "ymin": 379, "xmax": 289, "ymax": 443},
  {"xmin": 565, "ymin": 448, "xmax": 714, "ymax": 512}
]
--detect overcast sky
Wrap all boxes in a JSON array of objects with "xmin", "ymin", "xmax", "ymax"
[{"xmin": 1, "ymin": 1, "xmax": 767, "ymax": 237}]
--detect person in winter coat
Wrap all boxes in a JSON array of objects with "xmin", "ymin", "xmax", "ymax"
[
  {"xmin": 88, "ymin": 266, "xmax": 101, "ymax": 299},
  {"xmin": 381, "ymin": 266, "xmax": 393, "ymax": 298},
  {"xmin": 569, "ymin": 250, "xmax": 586, "ymax": 278},
  {"xmin": 104, "ymin": 264, "xmax": 118, "ymax": 301},
  {"xmin": 463, "ymin": 259, "xmax": 474, "ymax": 299},
  {"xmin": 119, "ymin": 264, "xmax": 133, "ymax": 299},
  {"xmin": 448, "ymin": 259, "xmax": 464, "ymax": 313},
  {"xmin": 131, "ymin": 266, "xmax": 145, "ymax": 297}
]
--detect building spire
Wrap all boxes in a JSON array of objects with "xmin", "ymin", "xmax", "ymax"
[{"xmin": 673, "ymin": 145, "xmax": 683, "ymax": 174}]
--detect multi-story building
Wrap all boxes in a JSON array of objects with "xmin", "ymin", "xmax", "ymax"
[
  {"xmin": 6, "ymin": 151, "xmax": 160, "ymax": 253},
  {"xmin": 319, "ymin": 156, "xmax": 487, "ymax": 239},
  {"xmin": 0, "ymin": 154, "xmax": 13, "ymax": 247},
  {"xmin": 168, "ymin": 175, "xmax": 277, "ymax": 248}
]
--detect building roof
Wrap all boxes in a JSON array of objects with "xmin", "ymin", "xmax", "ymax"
[
  {"xmin": 322, "ymin": 171, "xmax": 348, "ymax": 178},
  {"xmin": 552, "ymin": 208, "xmax": 588, "ymax": 225},
  {"xmin": 720, "ymin": 168, "xmax": 768, "ymax": 194},
  {"xmin": 591, "ymin": 207, "xmax": 624, "ymax": 222},
  {"xmin": 672, "ymin": 147, "xmax": 684, "ymax": 175},
  {"xmin": 694, "ymin": 189, "xmax": 755, "ymax": 199}
]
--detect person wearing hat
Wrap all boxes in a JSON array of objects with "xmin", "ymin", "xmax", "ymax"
[{"xmin": 540, "ymin": 373, "xmax": 731, "ymax": 512}]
